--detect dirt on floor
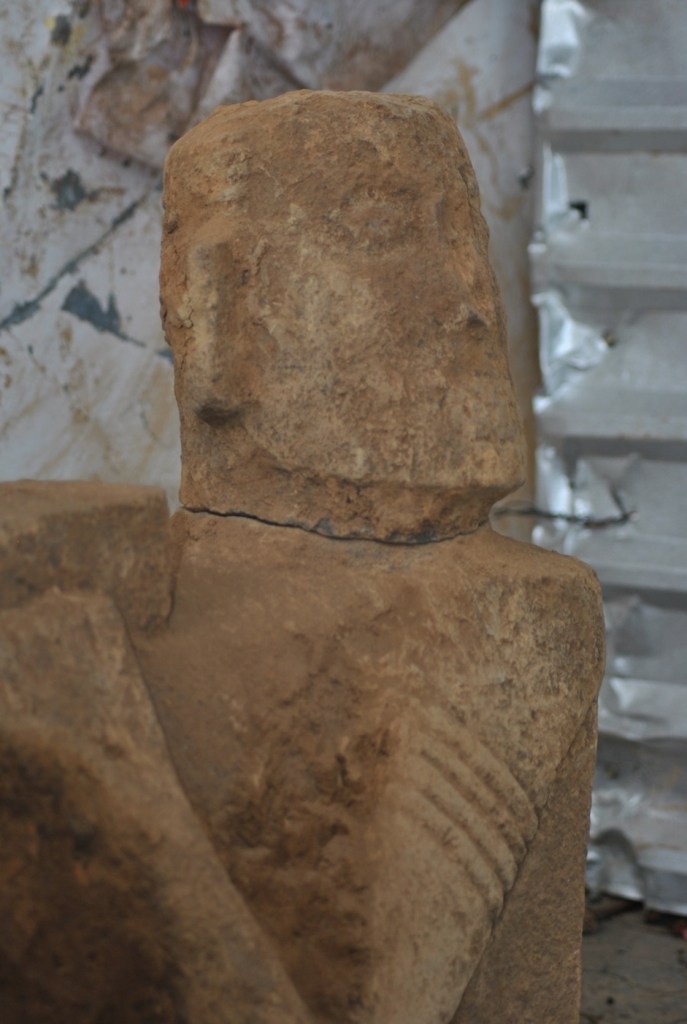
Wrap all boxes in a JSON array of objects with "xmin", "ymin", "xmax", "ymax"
[{"xmin": 581, "ymin": 906, "xmax": 687, "ymax": 1023}]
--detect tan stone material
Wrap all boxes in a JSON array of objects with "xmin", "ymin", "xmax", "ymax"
[
  {"xmin": 137, "ymin": 510, "xmax": 603, "ymax": 1024},
  {"xmin": 0, "ymin": 512, "xmax": 309, "ymax": 1024},
  {"xmin": 0, "ymin": 90, "xmax": 605, "ymax": 1024},
  {"xmin": 0, "ymin": 481, "xmax": 172, "ymax": 632},
  {"xmin": 161, "ymin": 91, "xmax": 525, "ymax": 541},
  {"xmin": 451, "ymin": 705, "xmax": 598, "ymax": 1024}
]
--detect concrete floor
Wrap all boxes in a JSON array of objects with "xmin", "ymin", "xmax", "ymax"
[{"xmin": 580, "ymin": 910, "xmax": 687, "ymax": 1023}]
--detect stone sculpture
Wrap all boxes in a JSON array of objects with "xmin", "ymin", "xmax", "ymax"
[
  {"xmin": 0, "ymin": 483, "xmax": 311, "ymax": 1024},
  {"xmin": 0, "ymin": 91, "xmax": 604, "ymax": 1024}
]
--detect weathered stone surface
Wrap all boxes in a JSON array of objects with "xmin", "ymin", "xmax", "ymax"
[
  {"xmin": 161, "ymin": 90, "xmax": 525, "ymax": 541},
  {"xmin": 0, "ymin": 481, "xmax": 172, "ymax": 631},
  {"xmin": 136, "ymin": 510, "xmax": 604, "ymax": 1023},
  {"xmin": 0, "ymin": 589, "xmax": 310, "ymax": 1024},
  {"xmin": 451, "ymin": 705, "xmax": 598, "ymax": 1024}
]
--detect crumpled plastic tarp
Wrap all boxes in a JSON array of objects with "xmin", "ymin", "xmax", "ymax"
[{"xmin": 532, "ymin": 0, "xmax": 687, "ymax": 913}]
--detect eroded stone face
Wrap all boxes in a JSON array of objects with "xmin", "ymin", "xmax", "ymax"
[{"xmin": 161, "ymin": 90, "xmax": 525, "ymax": 540}]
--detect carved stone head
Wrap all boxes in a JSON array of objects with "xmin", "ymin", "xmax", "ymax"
[{"xmin": 160, "ymin": 90, "xmax": 524, "ymax": 541}]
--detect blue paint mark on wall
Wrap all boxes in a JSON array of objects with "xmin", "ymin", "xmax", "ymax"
[
  {"xmin": 62, "ymin": 281, "xmax": 143, "ymax": 347},
  {"xmin": 50, "ymin": 170, "xmax": 92, "ymax": 211}
]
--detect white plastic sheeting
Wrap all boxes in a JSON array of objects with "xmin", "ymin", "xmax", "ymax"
[
  {"xmin": 1, "ymin": 2, "xmax": 180, "ymax": 502},
  {"xmin": 532, "ymin": 0, "xmax": 687, "ymax": 913}
]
